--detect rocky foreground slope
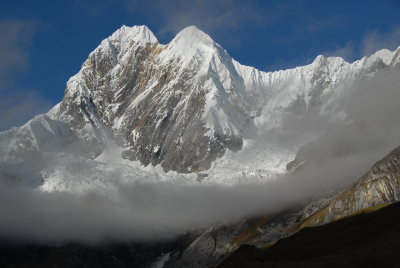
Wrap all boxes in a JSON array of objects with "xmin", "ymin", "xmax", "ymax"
[
  {"xmin": 160, "ymin": 145, "xmax": 400, "ymax": 267},
  {"xmin": 218, "ymin": 200, "xmax": 400, "ymax": 268}
]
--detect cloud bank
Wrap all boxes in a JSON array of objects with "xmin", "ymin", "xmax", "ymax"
[{"xmin": 0, "ymin": 161, "xmax": 359, "ymax": 245}]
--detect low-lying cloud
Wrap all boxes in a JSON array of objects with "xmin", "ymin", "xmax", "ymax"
[
  {"xmin": 0, "ymin": 166, "xmax": 352, "ymax": 245},
  {"xmin": 295, "ymin": 66, "xmax": 400, "ymax": 166}
]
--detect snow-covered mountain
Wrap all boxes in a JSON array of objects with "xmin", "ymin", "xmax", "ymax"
[{"xmin": 1, "ymin": 25, "xmax": 400, "ymax": 188}]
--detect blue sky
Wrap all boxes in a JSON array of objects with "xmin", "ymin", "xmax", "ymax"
[{"xmin": 0, "ymin": 0, "xmax": 400, "ymax": 130}]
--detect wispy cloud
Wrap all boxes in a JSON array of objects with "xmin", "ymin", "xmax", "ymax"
[
  {"xmin": 0, "ymin": 19, "xmax": 35, "ymax": 78},
  {"xmin": 148, "ymin": 0, "xmax": 269, "ymax": 36},
  {"xmin": 362, "ymin": 26, "xmax": 400, "ymax": 56},
  {"xmin": 319, "ymin": 26, "xmax": 400, "ymax": 62},
  {"xmin": 74, "ymin": 0, "xmax": 279, "ymax": 46},
  {"xmin": 0, "ymin": 19, "xmax": 52, "ymax": 131},
  {"xmin": 322, "ymin": 42, "xmax": 355, "ymax": 61}
]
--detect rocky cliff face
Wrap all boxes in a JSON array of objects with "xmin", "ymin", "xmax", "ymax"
[{"xmin": 56, "ymin": 25, "xmax": 247, "ymax": 173}]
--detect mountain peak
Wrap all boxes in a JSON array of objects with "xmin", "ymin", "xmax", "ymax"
[
  {"xmin": 164, "ymin": 26, "xmax": 219, "ymax": 64},
  {"xmin": 176, "ymin": 26, "xmax": 211, "ymax": 39},
  {"xmin": 170, "ymin": 25, "xmax": 215, "ymax": 48},
  {"xmin": 109, "ymin": 25, "xmax": 158, "ymax": 44},
  {"xmin": 311, "ymin": 55, "xmax": 326, "ymax": 65}
]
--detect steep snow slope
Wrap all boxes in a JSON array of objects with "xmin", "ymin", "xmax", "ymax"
[{"xmin": 1, "ymin": 25, "xmax": 400, "ymax": 187}]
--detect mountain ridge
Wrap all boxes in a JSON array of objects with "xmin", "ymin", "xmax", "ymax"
[{"xmin": 1, "ymin": 25, "xmax": 400, "ymax": 183}]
